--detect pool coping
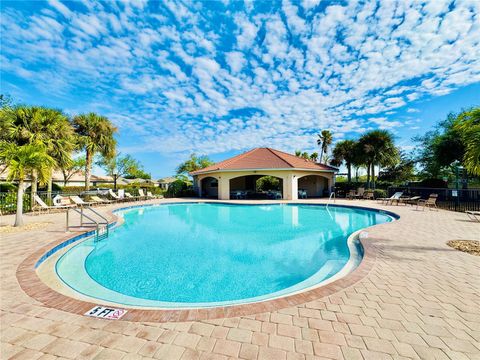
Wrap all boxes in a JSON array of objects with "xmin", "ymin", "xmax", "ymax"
[{"xmin": 16, "ymin": 200, "xmax": 397, "ymax": 322}]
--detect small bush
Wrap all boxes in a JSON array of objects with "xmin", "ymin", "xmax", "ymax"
[
  {"xmin": 165, "ymin": 179, "xmax": 195, "ymax": 198},
  {"xmin": 26, "ymin": 183, "xmax": 62, "ymax": 192},
  {"xmin": 416, "ymin": 178, "xmax": 448, "ymax": 188},
  {"xmin": 0, "ymin": 182, "xmax": 17, "ymax": 192},
  {"xmin": 374, "ymin": 189, "xmax": 387, "ymax": 199}
]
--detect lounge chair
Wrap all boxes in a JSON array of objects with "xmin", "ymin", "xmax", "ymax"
[
  {"xmin": 346, "ymin": 190, "xmax": 356, "ymax": 199},
  {"xmin": 33, "ymin": 194, "xmax": 74, "ymax": 214},
  {"xmin": 378, "ymin": 192, "xmax": 403, "ymax": 205},
  {"xmin": 90, "ymin": 195, "xmax": 113, "ymax": 205},
  {"xmin": 398, "ymin": 196, "xmax": 421, "ymax": 206},
  {"xmin": 416, "ymin": 194, "xmax": 438, "ymax": 211},
  {"xmin": 466, "ymin": 211, "xmax": 480, "ymax": 222},
  {"xmin": 125, "ymin": 192, "xmax": 141, "ymax": 201},
  {"xmin": 147, "ymin": 191, "xmax": 163, "ymax": 199},
  {"xmin": 69, "ymin": 195, "xmax": 96, "ymax": 207},
  {"xmin": 363, "ymin": 190, "xmax": 374, "ymax": 200},
  {"xmin": 355, "ymin": 187, "xmax": 365, "ymax": 199},
  {"xmin": 108, "ymin": 189, "xmax": 125, "ymax": 202},
  {"xmin": 138, "ymin": 189, "xmax": 150, "ymax": 200}
]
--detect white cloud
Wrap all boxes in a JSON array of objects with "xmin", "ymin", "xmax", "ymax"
[{"xmin": 1, "ymin": 0, "xmax": 479, "ymax": 156}]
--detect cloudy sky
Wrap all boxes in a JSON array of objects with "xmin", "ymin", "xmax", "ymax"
[{"xmin": 1, "ymin": 0, "xmax": 480, "ymax": 177}]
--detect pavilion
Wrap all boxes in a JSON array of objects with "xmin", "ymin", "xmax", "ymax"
[{"xmin": 190, "ymin": 148, "xmax": 338, "ymax": 200}]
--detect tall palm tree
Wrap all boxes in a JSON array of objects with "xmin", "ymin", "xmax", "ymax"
[
  {"xmin": 0, "ymin": 143, "xmax": 54, "ymax": 226},
  {"xmin": 73, "ymin": 113, "xmax": 117, "ymax": 190},
  {"xmin": 0, "ymin": 105, "xmax": 74, "ymax": 204},
  {"xmin": 358, "ymin": 130, "xmax": 398, "ymax": 189},
  {"xmin": 331, "ymin": 140, "xmax": 357, "ymax": 182},
  {"xmin": 455, "ymin": 107, "xmax": 480, "ymax": 176},
  {"xmin": 317, "ymin": 130, "xmax": 333, "ymax": 164}
]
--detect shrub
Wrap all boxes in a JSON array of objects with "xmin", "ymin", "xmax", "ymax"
[
  {"xmin": 0, "ymin": 182, "xmax": 17, "ymax": 192},
  {"xmin": 256, "ymin": 176, "xmax": 280, "ymax": 191},
  {"xmin": 165, "ymin": 179, "xmax": 195, "ymax": 197},
  {"xmin": 416, "ymin": 178, "xmax": 448, "ymax": 188},
  {"xmin": 374, "ymin": 189, "xmax": 387, "ymax": 199},
  {"xmin": 26, "ymin": 183, "xmax": 62, "ymax": 192}
]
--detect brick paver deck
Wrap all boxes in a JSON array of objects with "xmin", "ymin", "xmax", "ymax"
[{"xmin": 1, "ymin": 199, "xmax": 479, "ymax": 359}]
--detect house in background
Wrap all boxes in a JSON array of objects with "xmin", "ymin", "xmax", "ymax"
[
  {"xmin": 190, "ymin": 147, "xmax": 337, "ymax": 200},
  {"xmin": 158, "ymin": 177, "xmax": 176, "ymax": 190},
  {"xmin": 0, "ymin": 165, "xmax": 136, "ymax": 189}
]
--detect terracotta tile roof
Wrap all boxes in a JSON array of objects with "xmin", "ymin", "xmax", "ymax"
[{"xmin": 190, "ymin": 148, "xmax": 338, "ymax": 175}]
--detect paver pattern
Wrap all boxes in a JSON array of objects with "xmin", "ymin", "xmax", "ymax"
[{"xmin": 1, "ymin": 199, "xmax": 479, "ymax": 360}]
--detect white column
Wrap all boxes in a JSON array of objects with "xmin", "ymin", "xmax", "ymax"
[
  {"xmin": 197, "ymin": 177, "xmax": 202, "ymax": 197},
  {"xmin": 218, "ymin": 176, "xmax": 230, "ymax": 200},
  {"xmin": 284, "ymin": 174, "xmax": 298, "ymax": 200}
]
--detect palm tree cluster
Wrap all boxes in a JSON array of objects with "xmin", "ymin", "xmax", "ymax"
[
  {"xmin": 0, "ymin": 103, "xmax": 117, "ymax": 226},
  {"xmin": 330, "ymin": 130, "xmax": 399, "ymax": 189}
]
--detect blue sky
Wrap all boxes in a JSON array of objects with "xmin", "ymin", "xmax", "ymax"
[{"xmin": 1, "ymin": 0, "xmax": 479, "ymax": 178}]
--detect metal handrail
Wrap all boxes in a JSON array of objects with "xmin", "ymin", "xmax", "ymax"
[
  {"xmin": 66, "ymin": 206, "xmax": 109, "ymax": 241},
  {"xmin": 85, "ymin": 206, "xmax": 109, "ymax": 225},
  {"xmin": 326, "ymin": 192, "xmax": 336, "ymax": 208}
]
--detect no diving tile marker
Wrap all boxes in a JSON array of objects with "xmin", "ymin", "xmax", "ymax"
[{"xmin": 85, "ymin": 306, "xmax": 127, "ymax": 320}]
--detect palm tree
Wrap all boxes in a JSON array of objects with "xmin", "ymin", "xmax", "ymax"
[
  {"xmin": 358, "ymin": 130, "xmax": 398, "ymax": 189},
  {"xmin": 310, "ymin": 152, "xmax": 319, "ymax": 162},
  {"xmin": 73, "ymin": 113, "xmax": 117, "ymax": 190},
  {"xmin": 317, "ymin": 130, "xmax": 333, "ymax": 164},
  {"xmin": 0, "ymin": 143, "xmax": 54, "ymax": 226},
  {"xmin": 0, "ymin": 105, "xmax": 74, "ymax": 204},
  {"xmin": 331, "ymin": 140, "xmax": 357, "ymax": 182},
  {"xmin": 455, "ymin": 107, "xmax": 480, "ymax": 176}
]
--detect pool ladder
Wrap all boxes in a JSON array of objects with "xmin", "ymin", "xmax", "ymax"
[
  {"xmin": 326, "ymin": 192, "xmax": 336, "ymax": 208},
  {"xmin": 66, "ymin": 206, "xmax": 110, "ymax": 242}
]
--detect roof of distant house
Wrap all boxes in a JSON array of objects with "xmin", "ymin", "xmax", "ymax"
[
  {"xmin": 190, "ymin": 147, "xmax": 338, "ymax": 175},
  {"xmin": 158, "ymin": 177, "xmax": 177, "ymax": 183}
]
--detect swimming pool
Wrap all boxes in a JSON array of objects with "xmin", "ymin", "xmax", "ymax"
[{"xmin": 51, "ymin": 203, "xmax": 394, "ymax": 308}]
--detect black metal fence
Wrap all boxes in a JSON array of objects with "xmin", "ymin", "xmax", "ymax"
[
  {"xmin": 388, "ymin": 187, "xmax": 480, "ymax": 212},
  {"xmin": 1, "ymin": 190, "xmax": 106, "ymax": 215}
]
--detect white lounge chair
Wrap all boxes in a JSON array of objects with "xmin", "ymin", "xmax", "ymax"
[
  {"xmin": 108, "ymin": 189, "xmax": 125, "ymax": 202},
  {"xmin": 33, "ymin": 194, "xmax": 74, "ymax": 214},
  {"xmin": 69, "ymin": 195, "xmax": 96, "ymax": 207},
  {"xmin": 138, "ymin": 189, "xmax": 150, "ymax": 200},
  {"xmin": 125, "ymin": 192, "xmax": 141, "ymax": 201},
  {"xmin": 378, "ymin": 192, "xmax": 403, "ymax": 205},
  {"xmin": 147, "ymin": 191, "xmax": 163, "ymax": 199},
  {"xmin": 90, "ymin": 195, "xmax": 113, "ymax": 205},
  {"xmin": 398, "ymin": 196, "xmax": 421, "ymax": 206}
]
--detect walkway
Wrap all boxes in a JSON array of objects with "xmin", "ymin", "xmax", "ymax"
[{"xmin": 1, "ymin": 199, "xmax": 479, "ymax": 359}]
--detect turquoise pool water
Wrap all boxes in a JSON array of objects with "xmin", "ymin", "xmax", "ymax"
[{"xmin": 55, "ymin": 203, "xmax": 393, "ymax": 307}]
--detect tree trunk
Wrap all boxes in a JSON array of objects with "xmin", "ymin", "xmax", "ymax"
[
  {"xmin": 347, "ymin": 162, "xmax": 352, "ymax": 183},
  {"xmin": 319, "ymin": 148, "xmax": 324, "ymax": 165},
  {"xmin": 371, "ymin": 164, "xmax": 376, "ymax": 189},
  {"xmin": 366, "ymin": 163, "xmax": 371, "ymax": 188},
  {"xmin": 14, "ymin": 180, "xmax": 24, "ymax": 227},
  {"xmin": 47, "ymin": 169, "xmax": 53, "ymax": 205},
  {"xmin": 85, "ymin": 150, "xmax": 92, "ymax": 191},
  {"xmin": 63, "ymin": 170, "xmax": 68, "ymax": 186},
  {"xmin": 30, "ymin": 170, "xmax": 37, "ymax": 209}
]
